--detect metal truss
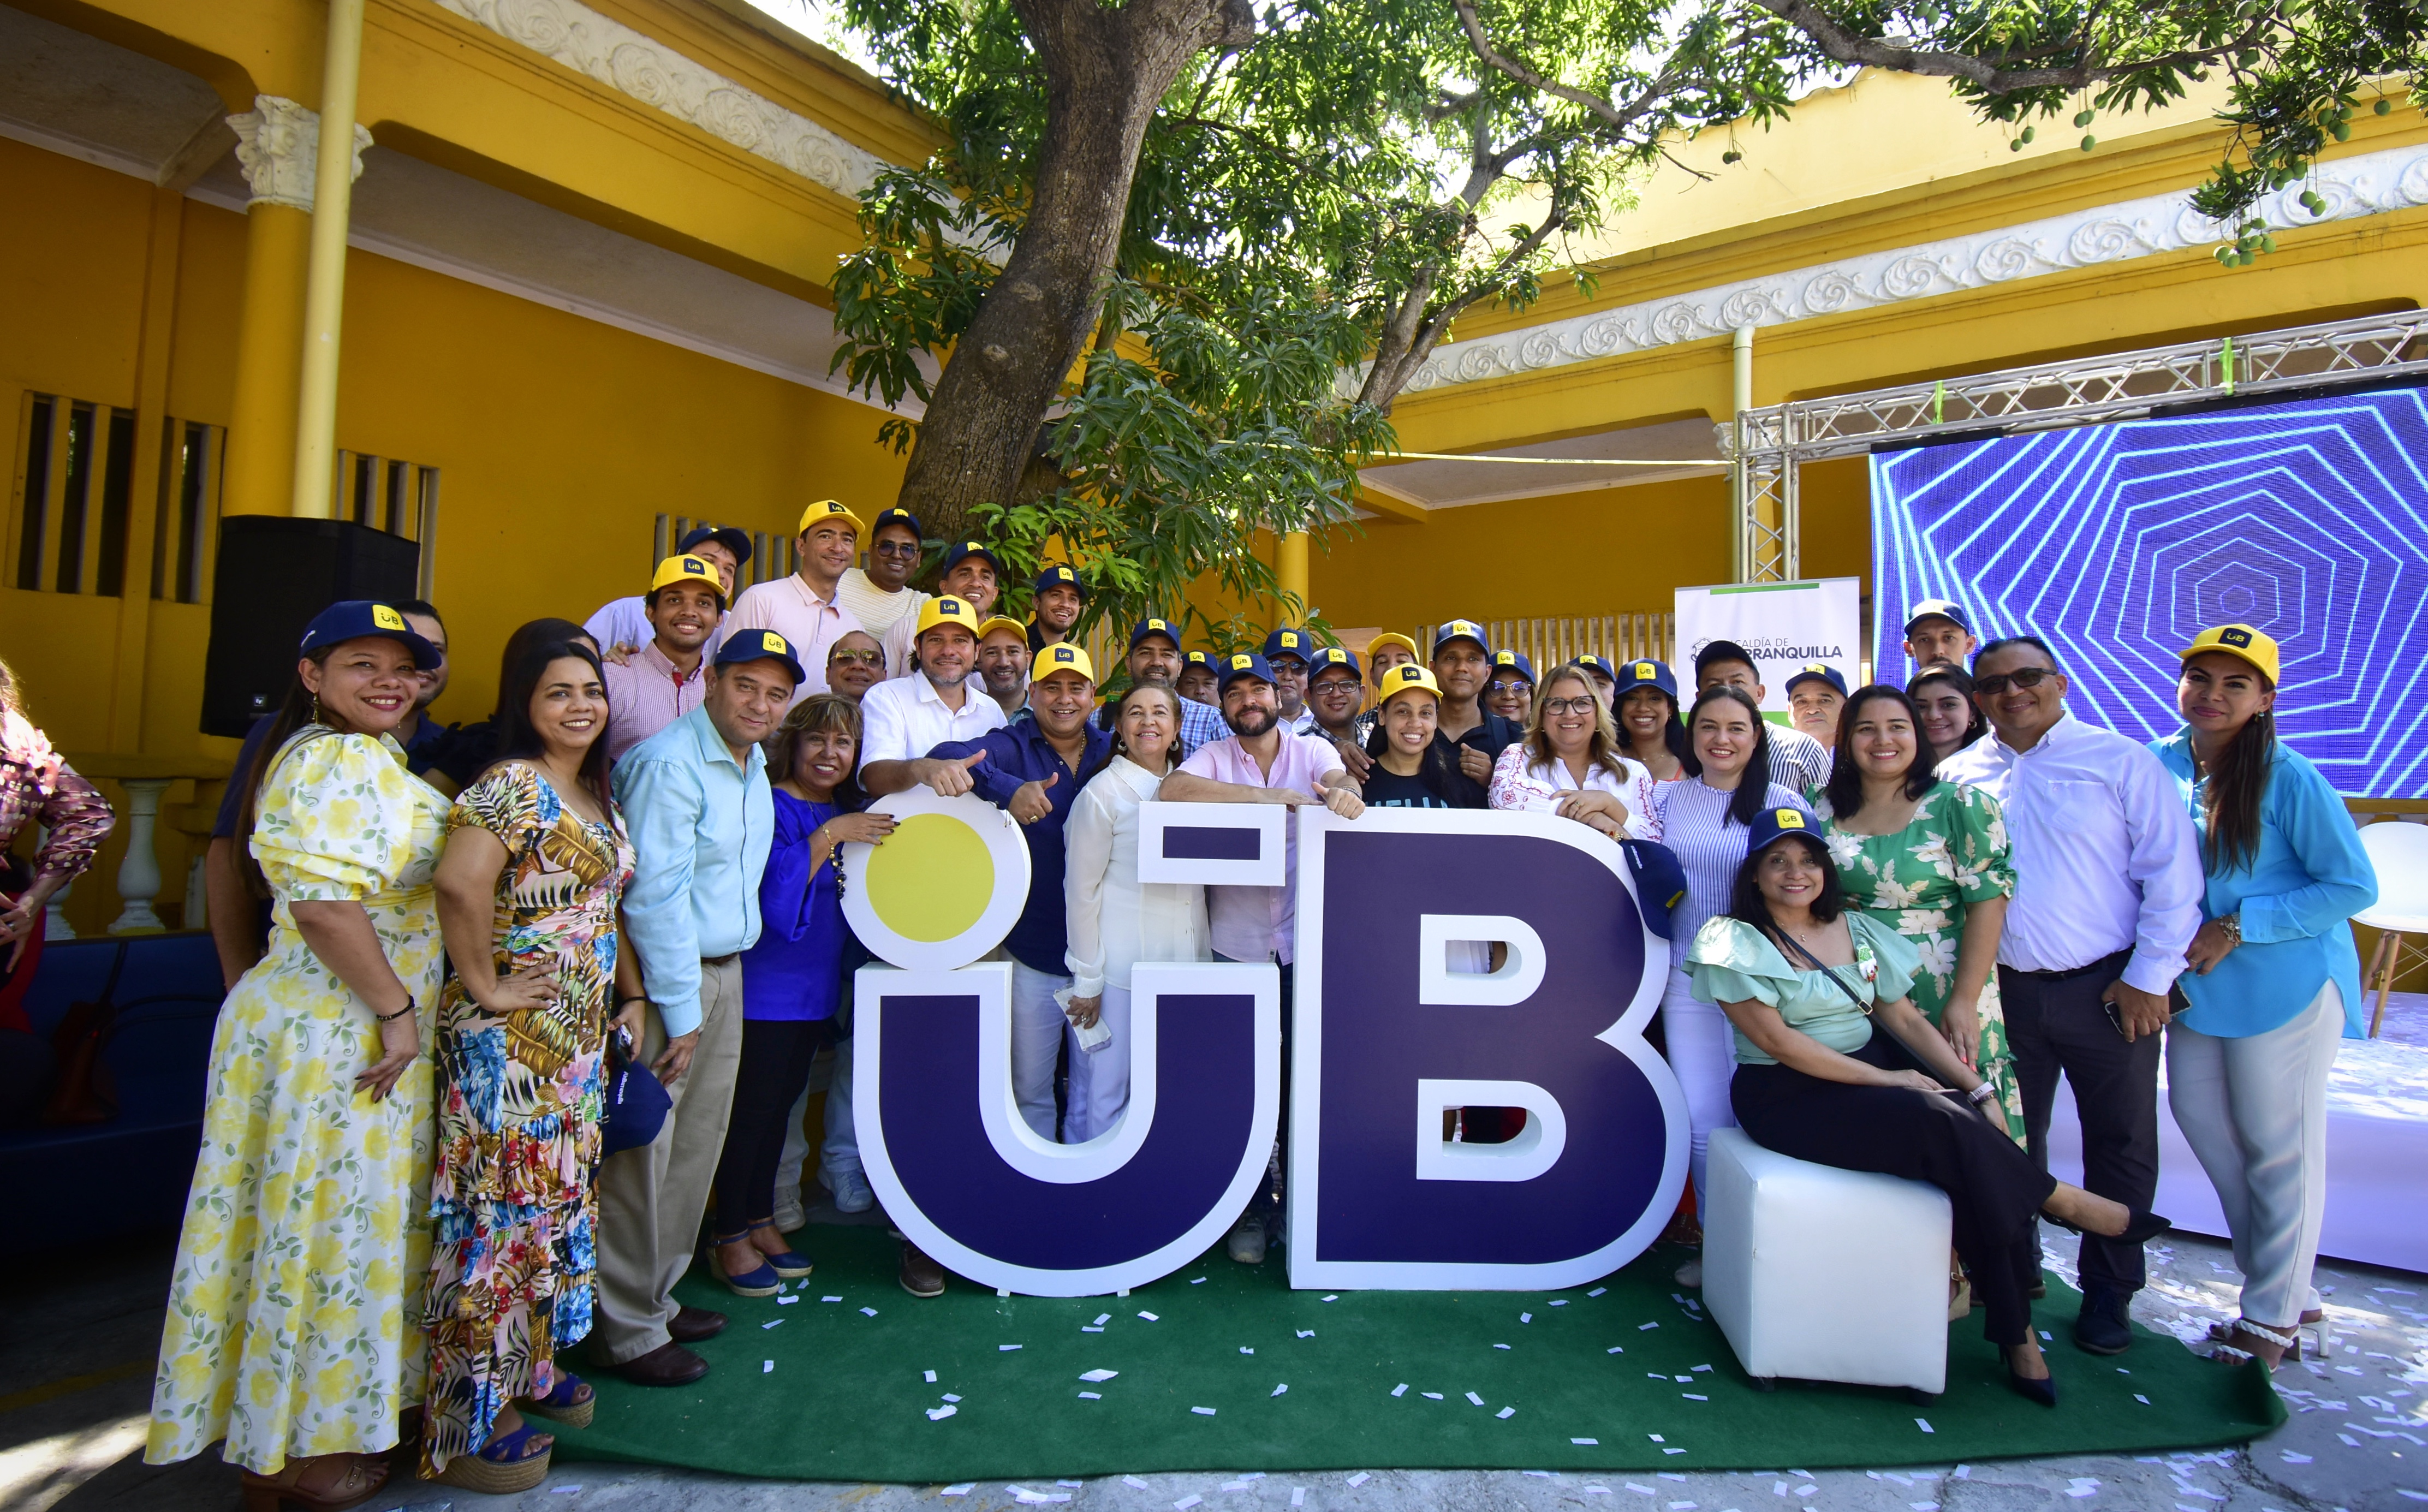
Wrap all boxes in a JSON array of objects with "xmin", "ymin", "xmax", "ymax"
[{"xmin": 1722, "ymin": 308, "xmax": 2428, "ymax": 583}]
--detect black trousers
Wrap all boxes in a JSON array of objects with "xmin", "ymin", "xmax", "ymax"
[
  {"xmin": 2001, "ymin": 952, "xmax": 2163, "ymax": 1296},
  {"xmin": 1731, "ymin": 1035, "xmax": 2056, "ymax": 1347},
  {"xmin": 710, "ymin": 1017, "xmax": 837, "ymax": 1235},
  {"xmin": 1215, "ymin": 955, "xmax": 1293, "ymax": 1216}
]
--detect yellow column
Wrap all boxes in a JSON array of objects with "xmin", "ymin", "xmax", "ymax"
[
  {"xmin": 1277, "ymin": 530, "xmax": 1310, "ymax": 621},
  {"xmin": 219, "ymin": 92, "xmax": 370, "ymax": 518},
  {"xmin": 291, "ymin": 0, "xmax": 368, "ymax": 522}
]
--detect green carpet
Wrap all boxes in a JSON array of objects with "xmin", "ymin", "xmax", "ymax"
[{"xmin": 549, "ymin": 1226, "xmax": 2283, "ymax": 1483}]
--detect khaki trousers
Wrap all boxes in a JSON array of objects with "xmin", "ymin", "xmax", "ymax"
[{"xmin": 592, "ymin": 954, "xmax": 745, "ymax": 1364}]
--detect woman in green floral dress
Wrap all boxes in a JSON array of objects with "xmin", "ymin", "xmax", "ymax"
[{"xmin": 1809, "ymin": 684, "xmax": 2025, "ymax": 1141}]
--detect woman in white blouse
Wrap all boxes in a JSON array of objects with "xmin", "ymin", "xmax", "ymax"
[
  {"xmin": 1486, "ymin": 661, "xmax": 1660, "ymax": 840},
  {"xmin": 1062, "ymin": 684, "xmax": 1211, "ymax": 1141}
]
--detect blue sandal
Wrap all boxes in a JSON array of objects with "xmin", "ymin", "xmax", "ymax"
[
  {"xmin": 748, "ymin": 1218, "xmax": 816, "ymax": 1279},
  {"xmin": 523, "ymin": 1370, "xmax": 594, "ymax": 1428},
  {"xmin": 706, "ymin": 1232, "xmax": 783, "ymax": 1296},
  {"xmin": 433, "ymin": 1420, "xmax": 552, "ymax": 1493}
]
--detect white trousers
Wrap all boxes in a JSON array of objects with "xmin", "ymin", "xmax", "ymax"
[
  {"xmin": 2167, "ymin": 980, "xmax": 2342, "ymax": 1328},
  {"xmin": 1661, "ymin": 966, "xmax": 1739, "ymax": 1213},
  {"xmin": 1063, "ymin": 983, "xmax": 1134, "ymax": 1144},
  {"xmin": 1011, "ymin": 961, "xmax": 1077, "ymax": 1142}
]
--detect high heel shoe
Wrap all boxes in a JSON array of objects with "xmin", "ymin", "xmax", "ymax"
[
  {"xmin": 2004, "ymin": 1354, "xmax": 2059, "ymax": 1407},
  {"xmin": 747, "ymin": 1217, "xmax": 816, "ymax": 1279},
  {"xmin": 237, "ymin": 1453, "xmax": 390, "ymax": 1512},
  {"xmin": 2046, "ymin": 1207, "xmax": 2171, "ymax": 1246}
]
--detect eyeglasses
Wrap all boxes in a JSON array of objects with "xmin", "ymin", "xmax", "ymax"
[
  {"xmin": 872, "ymin": 541, "xmax": 922, "ymax": 559},
  {"xmin": 1973, "ymin": 666, "xmax": 2056, "ymax": 697},
  {"xmin": 830, "ymin": 650, "xmax": 884, "ymax": 666},
  {"xmin": 1541, "ymin": 696, "xmax": 1598, "ymax": 716},
  {"xmin": 1487, "ymin": 679, "xmax": 1530, "ymax": 694}
]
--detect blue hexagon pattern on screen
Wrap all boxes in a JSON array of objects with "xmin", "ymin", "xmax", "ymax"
[{"xmin": 1870, "ymin": 385, "xmax": 2428, "ymax": 797}]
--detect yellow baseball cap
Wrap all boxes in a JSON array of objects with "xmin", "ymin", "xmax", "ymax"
[
  {"xmin": 2180, "ymin": 623, "xmax": 2280, "ymax": 683},
  {"xmin": 1378, "ymin": 664, "xmax": 1443, "ymax": 705},
  {"xmin": 1033, "ymin": 642, "xmax": 1097, "ymax": 683},
  {"xmin": 648, "ymin": 553, "xmax": 728, "ymax": 606},
  {"xmin": 1366, "ymin": 632, "xmax": 1420, "ymax": 666},
  {"xmin": 975, "ymin": 615, "xmax": 1028, "ymax": 643},
  {"xmin": 915, "ymin": 596, "xmax": 981, "ymax": 640},
  {"xmin": 798, "ymin": 499, "xmax": 864, "ymax": 538}
]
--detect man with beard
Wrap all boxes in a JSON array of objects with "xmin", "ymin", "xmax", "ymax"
[
  {"xmin": 976, "ymin": 616, "xmax": 1033, "ymax": 718},
  {"xmin": 858, "ymin": 597, "xmax": 1005, "ymax": 796},
  {"xmin": 1097, "ymin": 617, "xmax": 1227, "ymax": 759}
]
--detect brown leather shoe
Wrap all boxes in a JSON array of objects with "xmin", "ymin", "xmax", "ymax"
[
  {"xmin": 669, "ymin": 1305, "xmax": 727, "ymax": 1342},
  {"xmin": 900, "ymin": 1241, "xmax": 945, "ymax": 1297},
  {"xmin": 616, "ymin": 1341, "xmax": 710, "ymax": 1386}
]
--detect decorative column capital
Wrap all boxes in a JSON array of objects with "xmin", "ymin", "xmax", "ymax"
[{"xmin": 227, "ymin": 94, "xmax": 373, "ymax": 212}]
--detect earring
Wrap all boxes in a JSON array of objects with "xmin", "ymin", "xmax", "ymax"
[{"xmin": 310, "ymin": 694, "xmax": 324, "ymax": 726}]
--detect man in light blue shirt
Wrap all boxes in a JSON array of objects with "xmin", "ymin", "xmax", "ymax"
[{"xmin": 595, "ymin": 628, "xmax": 799, "ymax": 1386}]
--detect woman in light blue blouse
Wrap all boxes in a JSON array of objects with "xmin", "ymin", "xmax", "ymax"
[
  {"xmin": 2151, "ymin": 626, "xmax": 2377, "ymax": 1371},
  {"xmin": 1690, "ymin": 808, "xmax": 2165, "ymax": 1405}
]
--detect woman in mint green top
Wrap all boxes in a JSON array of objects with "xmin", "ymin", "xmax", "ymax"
[{"xmin": 1688, "ymin": 808, "xmax": 2167, "ymax": 1406}]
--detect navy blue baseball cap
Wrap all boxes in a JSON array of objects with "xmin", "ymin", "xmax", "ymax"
[
  {"xmin": 1182, "ymin": 649, "xmax": 1213, "ymax": 670},
  {"xmin": 1310, "ymin": 646, "xmax": 1360, "ymax": 680},
  {"xmin": 299, "ymin": 600, "xmax": 439, "ymax": 669},
  {"xmin": 715, "ymin": 626, "xmax": 807, "ymax": 686},
  {"xmin": 1611, "ymin": 657, "xmax": 1675, "ymax": 698},
  {"xmin": 1129, "ymin": 617, "xmax": 1184, "ymax": 651},
  {"xmin": 1694, "ymin": 639, "xmax": 1759, "ymax": 677},
  {"xmin": 677, "ymin": 524, "xmax": 753, "ymax": 565},
  {"xmin": 1576, "ymin": 654, "xmax": 1618, "ymax": 682},
  {"xmin": 1262, "ymin": 627, "xmax": 1313, "ymax": 663},
  {"xmin": 1431, "ymin": 618, "xmax": 1491, "ymax": 656},
  {"xmin": 1746, "ymin": 805, "xmax": 1826, "ymax": 858},
  {"xmin": 1622, "ymin": 838, "xmax": 1691, "ymax": 940},
  {"xmin": 1217, "ymin": 650, "xmax": 1276, "ymax": 693},
  {"xmin": 942, "ymin": 540, "xmax": 1002, "ymax": 578},
  {"xmin": 1784, "ymin": 663, "xmax": 1848, "ymax": 698},
  {"xmin": 871, "ymin": 506, "xmax": 923, "ymax": 539},
  {"xmin": 1491, "ymin": 650, "xmax": 1536, "ymax": 683},
  {"xmin": 1034, "ymin": 563, "xmax": 1086, "ymax": 597}
]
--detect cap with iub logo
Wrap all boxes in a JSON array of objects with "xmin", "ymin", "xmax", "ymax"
[
  {"xmin": 1491, "ymin": 650, "xmax": 1536, "ymax": 683},
  {"xmin": 715, "ymin": 627, "xmax": 805, "ymax": 685},
  {"xmin": 1310, "ymin": 646, "xmax": 1360, "ymax": 679},
  {"xmin": 1379, "ymin": 665, "xmax": 1443, "ymax": 704},
  {"xmin": 1432, "ymin": 619, "xmax": 1491, "ymax": 656},
  {"xmin": 1746, "ymin": 805, "xmax": 1823, "ymax": 856},
  {"xmin": 648, "ymin": 553, "xmax": 728, "ymax": 605},
  {"xmin": 1033, "ymin": 564, "xmax": 1086, "ymax": 597},
  {"xmin": 299, "ymin": 599, "xmax": 440, "ymax": 669},
  {"xmin": 975, "ymin": 616, "xmax": 1028, "ymax": 644},
  {"xmin": 915, "ymin": 597, "xmax": 981, "ymax": 640},
  {"xmin": 1182, "ymin": 649, "xmax": 1212, "ymax": 668},
  {"xmin": 1261, "ymin": 627, "xmax": 1310, "ymax": 663},
  {"xmin": 943, "ymin": 541, "xmax": 1001, "ymax": 577},
  {"xmin": 2180, "ymin": 622, "xmax": 2280, "ymax": 683},
  {"xmin": 1130, "ymin": 617, "xmax": 1182, "ymax": 651},
  {"xmin": 798, "ymin": 498, "xmax": 864, "ymax": 537},
  {"xmin": 1784, "ymin": 663, "xmax": 1847, "ymax": 698},
  {"xmin": 871, "ymin": 507, "xmax": 922, "ymax": 537},
  {"xmin": 1034, "ymin": 642, "xmax": 1097, "ymax": 682},
  {"xmin": 1612, "ymin": 658, "xmax": 1676, "ymax": 698},
  {"xmin": 1904, "ymin": 598, "xmax": 1972, "ymax": 635},
  {"xmin": 1218, "ymin": 651, "xmax": 1276, "ymax": 692}
]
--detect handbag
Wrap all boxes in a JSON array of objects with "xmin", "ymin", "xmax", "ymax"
[
  {"xmin": 599, "ymin": 1024, "xmax": 671, "ymax": 1158},
  {"xmin": 1773, "ymin": 921, "xmax": 1999, "ymax": 1120}
]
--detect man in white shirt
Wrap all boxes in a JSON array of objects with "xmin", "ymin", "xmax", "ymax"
[
  {"xmin": 976, "ymin": 616, "xmax": 1033, "ymax": 718},
  {"xmin": 859, "ymin": 596, "xmax": 1007, "ymax": 793},
  {"xmin": 1694, "ymin": 640, "xmax": 1832, "ymax": 793},
  {"xmin": 835, "ymin": 505, "xmax": 929, "ymax": 652},
  {"xmin": 586, "ymin": 525, "xmax": 747, "ymax": 659},
  {"xmin": 1939, "ymin": 634, "xmax": 2203, "ymax": 1356},
  {"xmin": 725, "ymin": 501, "xmax": 866, "ymax": 703}
]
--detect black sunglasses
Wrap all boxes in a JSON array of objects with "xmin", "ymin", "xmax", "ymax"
[{"xmin": 1973, "ymin": 666, "xmax": 2057, "ymax": 697}]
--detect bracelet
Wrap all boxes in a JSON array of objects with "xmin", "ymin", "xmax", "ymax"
[
  {"xmin": 1966, "ymin": 1081, "xmax": 1997, "ymax": 1105},
  {"xmin": 2216, "ymin": 913, "xmax": 2243, "ymax": 947},
  {"xmin": 616, "ymin": 994, "xmax": 649, "ymax": 1008},
  {"xmin": 374, "ymin": 995, "xmax": 418, "ymax": 1025}
]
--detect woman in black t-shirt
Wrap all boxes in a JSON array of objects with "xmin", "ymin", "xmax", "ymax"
[{"xmin": 1359, "ymin": 664, "xmax": 1476, "ymax": 808}]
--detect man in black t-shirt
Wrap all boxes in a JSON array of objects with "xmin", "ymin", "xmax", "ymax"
[{"xmin": 1427, "ymin": 619, "xmax": 1522, "ymax": 806}]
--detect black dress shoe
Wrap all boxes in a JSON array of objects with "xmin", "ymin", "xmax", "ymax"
[
  {"xmin": 670, "ymin": 1305, "xmax": 727, "ymax": 1342},
  {"xmin": 2075, "ymin": 1285, "xmax": 2133, "ymax": 1355},
  {"xmin": 617, "ymin": 1341, "xmax": 709, "ymax": 1386}
]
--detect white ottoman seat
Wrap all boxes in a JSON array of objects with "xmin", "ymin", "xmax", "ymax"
[{"xmin": 1703, "ymin": 1125, "xmax": 1951, "ymax": 1395}]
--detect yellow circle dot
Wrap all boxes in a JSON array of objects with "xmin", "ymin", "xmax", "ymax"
[{"xmin": 860, "ymin": 812, "xmax": 996, "ymax": 942}]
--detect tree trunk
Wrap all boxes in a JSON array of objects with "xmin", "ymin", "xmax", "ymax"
[{"xmin": 895, "ymin": 0, "xmax": 1252, "ymax": 549}]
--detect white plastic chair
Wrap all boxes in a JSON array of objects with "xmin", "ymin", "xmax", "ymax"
[{"xmin": 2355, "ymin": 820, "xmax": 2428, "ymax": 1037}]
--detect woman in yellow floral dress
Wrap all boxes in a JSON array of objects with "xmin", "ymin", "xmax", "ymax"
[
  {"xmin": 148, "ymin": 603, "xmax": 450, "ymax": 1512},
  {"xmin": 1809, "ymin": 684, "xmax": 2026, "ymax": 1140},
  {"xmin": 421, "ymin": 632, "xmax": 636, "ymax": 1491}
]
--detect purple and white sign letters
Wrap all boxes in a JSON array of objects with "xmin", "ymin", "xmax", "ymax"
[{"xmin": 852, "ymin": 796, "xmax": 1684, "ymax": 1296}]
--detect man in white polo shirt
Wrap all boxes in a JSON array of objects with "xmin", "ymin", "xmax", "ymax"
[
  {"xmin": 859, "ymin": 596, "xmax": 1007, "ymax": 795},
  {"xmin": 725, "ymin": 499, "xmax": 867, "ymax": 701}
]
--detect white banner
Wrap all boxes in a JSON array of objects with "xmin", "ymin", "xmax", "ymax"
[{"xmin": 1673, "ymin": 578, "xmax": 1863, "ymax": 714}]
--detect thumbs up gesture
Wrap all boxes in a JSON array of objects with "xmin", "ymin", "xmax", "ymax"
[{"xmin": 1009, "ymin": 771, "xmax": 1059, "ymax": 826}]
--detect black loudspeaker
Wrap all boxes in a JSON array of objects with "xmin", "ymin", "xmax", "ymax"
[{"xmin": 200, "ymin": 517, "xmax": 421, "ymax": 737}]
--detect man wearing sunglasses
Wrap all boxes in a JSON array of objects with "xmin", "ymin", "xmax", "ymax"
[{"xmin": 1939, "ymin": 635, "xmax": 2203, "ymax": 1359}]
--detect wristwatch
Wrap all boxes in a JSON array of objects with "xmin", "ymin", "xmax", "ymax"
[{"xmin": 2216, "ymin": 913, "xmax": 2243, "ymax": 947}]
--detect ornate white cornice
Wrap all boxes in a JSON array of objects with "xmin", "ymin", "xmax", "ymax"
[
  {"xmin": 227, "ymin": 95, "xmax": 372, "ymax": 212},
  {"xmin": 431, "ymin": 0, "xmax": 889, "ymax": 199},
  {"xmin": 1390, "ymin": 142, "xmax": 2428, "ymax": 395}
]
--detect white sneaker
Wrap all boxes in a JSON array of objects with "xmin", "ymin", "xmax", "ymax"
[
  {"xmin": 829, "ymin": 1169, "xmax": 875, "ymax": 1215},
  {"xmin": 1674, "ymin": 1257, "xmax": 1703, "ymax": 1289},
  {"xmin": 772, "ymin": 1200, "xmax": 806, "ymax": 1233},
  {"xmin": 1226, "ymin": 1212, "xmax": 1268, "ymax": 1264}
]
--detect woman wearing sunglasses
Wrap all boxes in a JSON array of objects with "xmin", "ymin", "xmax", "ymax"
[{"xmin": 2149, "ymin": 626, "xmax": 2375, "ymax": 1370}]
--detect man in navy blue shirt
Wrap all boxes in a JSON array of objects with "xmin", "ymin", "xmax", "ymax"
[{"xmin": 924, "ymin": 641, "xmax": 1114, "ymax": 1140}]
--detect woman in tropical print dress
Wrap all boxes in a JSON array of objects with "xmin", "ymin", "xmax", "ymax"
[
  {"xmin": 422, "ymin": 632, "xmax": 639, "ymax": 1491},
  {"xmin": 1810, "ymin": 684, "xmax": 2026, "ymax": 1141},
  {"xmin": 148, "ymin": 604, "xmax": 449, "ymax": 1512}
]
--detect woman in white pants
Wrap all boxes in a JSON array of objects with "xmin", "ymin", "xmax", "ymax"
[
  {"xmin": 1645, "ymin": 687, "xmax": 1808, "ymax": 1287},
  {"xmin": 2150, "ymin": 624, "xmax": 2377, "ymax": 1369},
  {"xmin": 1062, "ymin": 685, "xmax": 1210, "ymax": 1141}
]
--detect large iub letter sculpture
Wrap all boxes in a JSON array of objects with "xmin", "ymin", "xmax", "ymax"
[{"xmin": 846, "ymin": 793, "xmax": 1683, "ymax": 1297}]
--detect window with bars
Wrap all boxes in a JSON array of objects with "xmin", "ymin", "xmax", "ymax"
[
  {"xmin": 654, "ymin": 514, "xmax": 794, "ymax": 588},
  {"xmin": 152, "ymin": 419, "xmax": 222, "ymax": 604},
  {"xmin": 13, "ymin": 392, "xmax": 135, "ymax": 597},
  {"xmin": 336, "ymin": 450, "xmax": 440, "ymax": 599}
]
